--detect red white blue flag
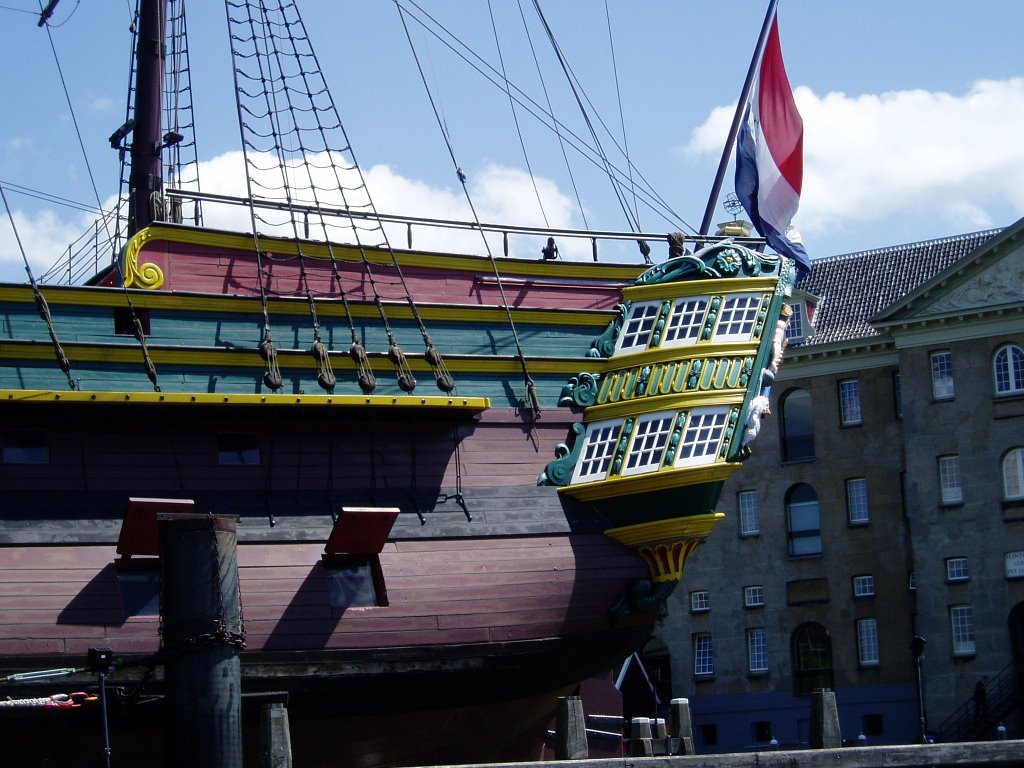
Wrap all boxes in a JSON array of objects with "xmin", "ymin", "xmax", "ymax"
[{"xmin": 735, "ymin": 14, "xmax": 810, "ymax": 278}]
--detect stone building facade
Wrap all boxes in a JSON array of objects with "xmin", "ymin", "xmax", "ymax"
[{"xmin": 653, "ymin": 219, "xmax": 1024, "ymax": 751}]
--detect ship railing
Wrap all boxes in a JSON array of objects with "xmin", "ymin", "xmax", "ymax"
[
  {"xmin": 31, "ymin": 187, "xmax": 766, "ymax": 286},
  {"xmin": 162, "ymin": 188, "xmax": 765, "ymax": 267}
]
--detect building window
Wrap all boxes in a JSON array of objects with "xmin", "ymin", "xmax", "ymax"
[
  {"xmin": 623, "ymin": 412, "xmax": 674, "ymax": 476},
  {"xmin": 674, "ymin": 407, "xmax": 729, "ymax": 467},
  {"xmin": 839, "ymin": 379, "xmax": 862, "ymax": 426},
  {"xmin": 1, "ymin": 431, "xmax": 49, "ymax": 464},
  {"xmin": 863, "ymin": 714, "xmax": 884, "ymax": 737},
  {"xmin": 713, "ymin": 293, "xmax": 761, "ymax": 341},
  {"xmin": 994, "ymin": 344, "xmax": 1024, "ymax": 396},
  {"xmin": 785, "ymin": 303, "xmax": 804, "ymax": 342},
  {"xmin": 846, "ymin": 478, "xmax": 869, "ymax": 525},
  {"xmin": 781, "ymin": 388, "xmax": 815, "ymax": 462},
  {"xmin": 700, "ymin": 724, "xmax": 718, "ymax": 747},
  {"xmin": 738, "ymin": 491, "xmax": 761, "ymax": 536},
  {"xmin": 1003, "ymin": 447, "xmax": 1024, "ymax": 501},
  {"xmin": 856, "ymin": 618, "xmax": 880, "ymax": 667},
  {"xmin": 786, "ymin": 483, "xmax": 822, "ymax": 557},
  {"xmin": 690, "ymin": 590, "xmax": 710, "ymax": 613},
  {"xmin": 852, "ymin": 574, "xmax": 875, "ymax": 598},
  {"xmin": 792, "ymin": 622, "xmax": 834, "ymax": 695},
  {"xmin": 744, "ymin": 585, "xmax": 765, "ymax": 608},
  {"xmin": 694, "ymin": 633, "xmax": 714, "ymax": 676},
  {"xmin": 930, "ymin": 350, "xmax": 955, "ymax": 400},
  {"xmin": 573, "ymin": 420, "xmax": 622, "ymax": 482},
  {"xmin": 938, "ymin": 455, "xmax": 963, "ymax": 505},
  {"xmin": 663, "ymin": 297, "xmax": 709, "ymax": 346},
  {"xmin": 893, "ymin": 372, "xmax": 903, "ymax": 419},
  {"xmin": 946, "ymin": 557, "xmax": 969, "ymax": 582},
  {"xmin": 752, "ymin": 720, "xmax": 772, "ymax": 742},
  {"xmin": 950, "ymin": 605, "xmax": 975, "ymax": 656},
  {"xmin": 217, "ymin": 434, "xmax": 260, "ymax": 465},
  {"xmin": 747, "ymin": 629, "xmax": 768, "ymax": 673}
]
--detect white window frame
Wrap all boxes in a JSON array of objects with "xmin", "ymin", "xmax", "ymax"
[
  {"xmin": 738, "ymin": 490, "xmax": 761, "ymax": 536},
  {"xmin": 856, "ymin": 618, "xmax": 880, "ymax": 667},
  {"xmin": 785, "ymin": 303, "xmax": 804, "ymax": 342},
  {"xmin": 839, "ymin": 379, "xmax": 862, "ymax": 426},
  {"xmin": 846, "ymin": 478, "xmax": 870, "ymax": 525},
  {"xmin": 950, "ymin": 605, "xmax": 975, "ymax": 656},
  {"xmin": 930, "ymin": 350, "xmax": 955, "ymax": 400},
  {"xmin": 1003, "ymin": 447, "xmax": 1024, "ymax": 501},
  {"xmin": 747, "ymin": 628, "xmax": 768, "ymax": 673},
  {"xmin": 571, "ymin": 419, "xmax": 623, "ymax": 484},
  {"xmin": 853, "ymin": 574, "xmax": 875, "ymax": 598},
  {"xmin": 712, "ymin": 293, "xmax": 762, "ymax": 342},
  {"xmin": 674, "ymin": 406, "xmax": 730, "ymax": 468},
  {"xmin": 690, "ymin": 590, "xmax": 710, "ymax": 613},
  {"xmin": 939, "ymin": 455, "xmax": 963, "ymax": 505},
  {"xmin": 662, "ymin": 297, "xmax": 709, "ymax": 347},
  {"xmin": 622, "ymin": 411, "xmax": 675, "ymax": 476},
  {"xmin": 994, "ymin": 344, "xmax": 1024, "ymax": 396},
  {"xmin": 744, "ymin": 585, "xmax": 765, "ymax": 608},
  {"xmin": 616, "ymin": 301, "xmax": 661, "ymax": 353},
  {"xmin": 946, "ymin": 557, "xmax": 970, "ymax": 582},
  {"xmin": 694, "ymin": 633, "xmax": 714, "ymax": 676}
]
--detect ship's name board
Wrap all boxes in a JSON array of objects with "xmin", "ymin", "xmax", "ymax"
[{"xmin": 596, "ymin": 355, "xmax": 755, "ymax": 406}]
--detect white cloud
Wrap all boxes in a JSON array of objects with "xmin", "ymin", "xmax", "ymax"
[
  {"xmin": 0, "ymin": 151, "xmax": 587, "ymax": 283},
  {"xmin": 684, "ymin": 77, "xmax": 1024, "ymax": 239}
]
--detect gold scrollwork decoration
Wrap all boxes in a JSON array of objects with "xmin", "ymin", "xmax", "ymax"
[{"xmin": 122, "ymin": 230, "xmax": 165, "ymax": 290}]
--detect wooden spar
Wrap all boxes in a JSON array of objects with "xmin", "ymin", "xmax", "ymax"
[
  {"xmin": 160, "ymin": 513, "xmax": 244, "ymax": 768},
  {"xmin": 697, "ymin": 0, "xmax": 779, "ymax": 237},
  {"xmin": 128, "ymin": 0, "xmax": 167, "ymax": 235}
]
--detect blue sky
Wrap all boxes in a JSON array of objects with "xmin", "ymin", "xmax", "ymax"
[{"xmin": 1, "ymin": 1, "xmax": 1022, "ymax": 282}]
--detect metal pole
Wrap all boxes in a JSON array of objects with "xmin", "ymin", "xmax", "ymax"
[
  {"xmin": 697, "ymin": 0, "xmax": 779, "ymax": 237},
  {"xmin": 99, "ymin": 671, "xmax": 112, "ymax": 768}
]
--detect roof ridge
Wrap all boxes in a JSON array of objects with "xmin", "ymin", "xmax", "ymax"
[{"xmin": 811, "ymin": 227, "xmax": 1004, "ymax": 266}]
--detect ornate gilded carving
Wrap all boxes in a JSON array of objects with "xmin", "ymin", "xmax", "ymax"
[
  {"xmin": 587, "ymin": 300, "xmax": 631, "ymax": 358},
  {"xmin": 610, "ymin": 417, "xmax": 635, "ymax": 476},
  {"xmin": 536, "ymin": 422, "xmax": 585, "ymax": 487},
  {"xmin": 557, "ymin": 373, "xmax": 601, "ymax": 408},
  {"xmin": 122, "ymin": 229, "xmax": 165, "ymax": 290},
  {"xmin": 634, "ymin": 243, "xmax": 784, "ymax": 287}
]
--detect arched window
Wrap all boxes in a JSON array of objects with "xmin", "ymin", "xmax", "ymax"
[
  {"xmin": 994, "ymin": 344, "xmax": 1024, "ymax": 396},
  {"xmin": 1004, "ymin": 447, "xmax": 1024, "ymax": 501},
  {"xmin": 792, "ymin": 622, "xmax": 834, "ymax": 695},
  {"xmin": 786, "ymin": 483, "xmax": 821, "ymax": 557},
  {"xmin": 781, "ymin": 388, "xmax": 814, "ymax": 461}
]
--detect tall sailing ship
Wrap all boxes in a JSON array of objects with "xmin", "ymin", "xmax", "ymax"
[{"xmin": 0, "ymin": 1, "xmax": 801, "ymax": 765}]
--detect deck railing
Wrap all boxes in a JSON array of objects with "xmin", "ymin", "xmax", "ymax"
[{"xmin": 938, "ymin": 659, "xmax": 1022, "ymax": 742}]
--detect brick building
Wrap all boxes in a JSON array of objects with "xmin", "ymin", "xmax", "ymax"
[{"xmin": 653, "ymin": 219, "xmax": 1024, "ymax": 751}]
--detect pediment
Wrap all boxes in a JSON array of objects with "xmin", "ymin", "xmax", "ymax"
[{"xmin": 873, "ymin": 220, "xmax": 1024, "ymax": 326}]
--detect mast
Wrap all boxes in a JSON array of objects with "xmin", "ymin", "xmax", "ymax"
[
  {"xmin": 697, "ymin": 0, "xmax": 779, "ymax": 237},
  {"xmin": 128, "ymin": 0, "xmax": 167, "ymax": 236}
]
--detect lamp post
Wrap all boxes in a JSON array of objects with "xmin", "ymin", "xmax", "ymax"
[{"xmin": 911, "ymin": 636, "xmax": 928, "ymax": 742}]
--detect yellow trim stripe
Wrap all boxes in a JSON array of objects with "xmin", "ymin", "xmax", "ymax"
[
  {"xmin": 604, "ymin": 512, "xmax": 726, "ymax": 547},
  {"xmin": 622, "ymin": 276, "xmax": 780, "ymax": 302},
  {"xmin": 0, "ymin": 340, "xmax": 590, "ymax": 375},
  {"xmin": 0, "ymin": 389, "xmax": 489, "ymax": 410},
  {"xmin": 560, "ymin": 462, "xmax": 740, "ymax": 502},
  {"xmin": 0, "ymin": 284, "xmax": 615, "ymax": 328}
]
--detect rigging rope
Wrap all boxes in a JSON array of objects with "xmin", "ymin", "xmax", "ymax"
[
  {"xmin": 604, "ymin": 0, "xmax": 640, "ymax": 229},
  {"xmin": 227, "ymin": 0, "xmax": 454, "ymax": 394},
  {"xmin": 487, "ymin": 0, "xmax": 549, "ymax": 229},
  {"xmin": 1, "ymin": 185, "xmax": 76, "ymax": 390},
  {"xmin": 397, "ymin": 1, "xmax": 540, "ymax": 418}
]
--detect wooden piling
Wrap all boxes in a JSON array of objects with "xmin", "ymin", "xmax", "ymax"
[
  {"xmin": 260, "ymin": 702, "xmax": 293, "ymax": 768},
  {"xmin": 554, "ymin": 695, "xmax": 587, "ymax": 760},
  {"xmin": 160, "ymin": 514, "xmax": 243, "ymax": 768}
]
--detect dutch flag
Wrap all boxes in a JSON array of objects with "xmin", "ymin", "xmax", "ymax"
[{"xmin": 735, "ymin": 14, "xmax": 811, "ymax": 279}]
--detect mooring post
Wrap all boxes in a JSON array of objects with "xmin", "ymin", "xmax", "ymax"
[
  {"xmin": 809, "ymin": 688, "xmax": 842, "ymax": 748},
  {"xmin": 260, "ymin": 702, "xmax": 293, "ymax": 767},
  {"xmin": 670, "ymin": 698, "xmax": 694, "ymax": 755},
  {"xmin": 160, "ymin": 513, "xmax": 244, "ymax": 768},
  {"xmin": 628, "ymin": 717, "xmax": 654, "ymax": 756},
  {"xmin": 555, "ymin": 695, "xmax": 588, "ymax": 760}
]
